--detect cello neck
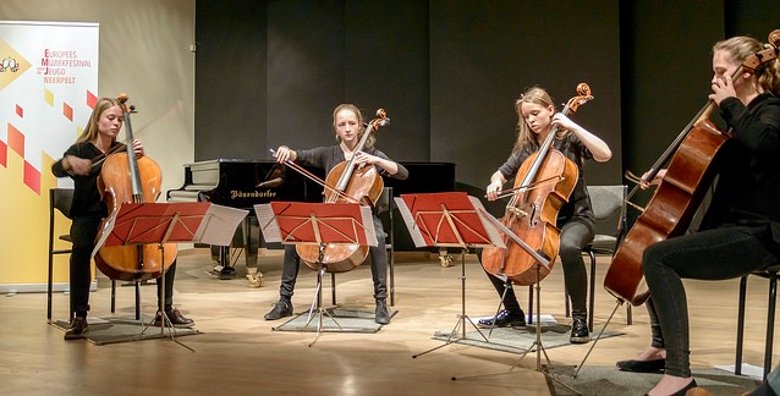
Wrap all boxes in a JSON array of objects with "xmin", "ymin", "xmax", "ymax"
[{"xmin": 117, "ymin": 95, "xmax": 144, "ymax": 202}]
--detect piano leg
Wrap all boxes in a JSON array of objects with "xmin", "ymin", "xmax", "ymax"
[
  {"xmin": 244, "ymin": 216, "xmax": 263, "ymax": 287},
  {"xmin": 210, "ymin": 245, "xmax": 238, "ymax": 278}
]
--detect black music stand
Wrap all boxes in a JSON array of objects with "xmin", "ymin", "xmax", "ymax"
[
  {"xmin": 255, "ymin": 201, "xmax": 378, "ymax": 347},
  {"xmin": 392, "ymin": 192, "xmax": 507, "ymax": 358},
  {"xmin": 95, "ymin": 201, "xmax": 248, "ymax": 348},
  {"xmin": 451, "ymin": 208, "xmax": 579, "ymax": 394}
]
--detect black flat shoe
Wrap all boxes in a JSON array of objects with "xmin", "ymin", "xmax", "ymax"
[
  {"xmin": 644, "ymin": 379, "xmax": 698, "ymax": 396},
  {"xmin": 616, "ymin": 358, "xmax": 665, "ymax": 373},
  {"xmin": 153, "ymin": 308, "xmax": 195, "ymax": 328},
  {"xmin": 672, "ymin": 379, "xmax": 698, "ymax": 396},
  {"xmin": 375, "ymin": 300, "xmax": 390, "ymax": 325},
  {"xmin": 570, "ymin": 317, "xmax": 590, "ymax": 344},
  {"xmin": 264, "ymin": 298, "xmax": 293, "ymax": 320},
  {"xmin": 64, "ymin": 317, "xmax": 88, "ymax": 340},
  {"xmin": 478, "ymin": 309, "xmax": 526, "ymax": 329}
]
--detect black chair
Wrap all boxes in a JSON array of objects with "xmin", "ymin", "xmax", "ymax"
[
  {"xmin": 735, "ymin": 263, "xmax": 780, "ymax": 381},
  {"xmin": 47, "ymin": 188, "xmax": 74, "ymax": 322},
  {"xmin": 47, "ymin": 188, "xmax": 123, "ymax": 323},
  {"xmin": 562, "ymin": 185, "xmax": 630, "ymax": 331},
  {"xmin": 330, "ymin": 187, "xmax": 395, "ymax": 306}
]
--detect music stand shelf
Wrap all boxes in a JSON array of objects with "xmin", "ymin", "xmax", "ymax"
[
  {"xmin": 255, "ymin": 201, "xmax": 381, "ymax": 347},
  {"xmin": 392, "ymin": 192, "xmax": 506, "ymax": 358},
  {"xmin": 94, "ymin": 201, "xmax": 247, "ymax": 349}
]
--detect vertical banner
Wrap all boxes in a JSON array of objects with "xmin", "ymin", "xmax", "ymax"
[{"xmin": 0, "ymin": 21, "xmax": 98, "ymax": 291}]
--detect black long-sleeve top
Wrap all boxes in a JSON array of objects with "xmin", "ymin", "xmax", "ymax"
[
  {"xmin": 701, "ymin": 92, "xmax": 780, "ymax": 250},
  {"xmin": 51, "ymin": 141, "xmax": 125, "ymax": 217},
  {"xmin": 497, "ymin": 133, "xmax": 595, "ymax": 227},
  {"xmin": 295, "ymin": 144, "xmax": 409, "ymax": 181}
]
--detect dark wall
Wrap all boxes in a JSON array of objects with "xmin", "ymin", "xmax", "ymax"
[
  {"xmin": 195, "ymin": 0, "xmax": 776, "ymax": 195},
  {"xmin": 429, "ymin": 0, "xmax": 621, "ymax": 189},
  {"xmin": 195, "ymin": 0, "xmax": 267, "ymax": 160}
]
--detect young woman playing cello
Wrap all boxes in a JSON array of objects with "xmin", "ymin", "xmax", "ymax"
[
  {"xmin": 51, "ymin": 97, "xmax": 193, "ymax": 340},
  {"xmin": 265, "ymin": 103, "xmax": 408, "ymax": 325},
  {"xmin": 481, "ymin": 86, "xmax": 611, "ymax": 343},
  {"xmin": 616, "ymin": 35, "xmax": 780, "ymax": 396}
]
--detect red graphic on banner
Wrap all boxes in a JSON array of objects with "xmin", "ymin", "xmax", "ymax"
[
  {"xmin": 0, "ymin": 140, "xmax": 7, "ymax": 167},
  {"xmin": 15, "ymin": 104, "xmax": 23, "ymax": 118},
  {"xmin": 87, "ymin": 90, "xmax": 97, "ymax": 109},
  {"xmin": 63, "ymin": 102, "xmax": 73, "ymax": 121},
  {"xmin": 24, "ymin": 160, "xmax": 40, "ymax": 194},
  {"xmin": 7, "ymin": 123, "xmax": 24, "ymax": 156}
]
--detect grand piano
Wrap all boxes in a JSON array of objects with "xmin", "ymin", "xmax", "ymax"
[{"xmin": 167, "ymin": 159, "xmax": 456, "ymax": 277}]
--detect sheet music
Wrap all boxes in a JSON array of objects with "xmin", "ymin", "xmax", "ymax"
[
  {"xmin": 254, "ymin": 203, "xmax": 282, "ymax": 243},
  {"xmin": 394, "ymin": 196, "xmax": 428, "ymax": 248},
  {"xmin": 194, "ymin": 204, "xmax": 249, "ymax": 246},
  {"xmin": 468, "ymin": 197, "xmax": 506, "ymax": 249},
  {"xmin": 476, "ymin": 207, "xmax": 550, "ymax": 269},
  {"xmin": 91, "ymin": 210, "xmax": 117, "ymax": 258},
  {"xmin": 359, "ymin": 205, "xmax": 379, "ymax": 247}
]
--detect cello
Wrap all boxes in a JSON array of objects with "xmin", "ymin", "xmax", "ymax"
[
  {"xmin": 481, "ymin": 84, "xmax": 593, "ymax": 285},
  {"xmin": 604, "ymin": 30, "xmax": 780, "ymax": 306},
  {"xmin": 94, "ymin": 94, "xmax": 177, "ymax": 281},
  {"xmin": 279, "ymin": 109, "xmax": 390, "ymax": 273}
]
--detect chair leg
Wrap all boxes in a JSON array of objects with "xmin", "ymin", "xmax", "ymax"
[
  {"xmin": 626, "ymin": 304, "xmax": 632, "ymax": 325},
  {"xmin": 764, "ymin": 272, "xmax": 777, "ymax": 381},
  {"xmin": 331, "ymin": 272, "xmax": 337, "ymax": 306},
  {"xmin": 735, "ymin": 275, "xmax": 748, "ymax": 376},
  {"xmin": 47, "ymin": 243, "xmax": 54, "ymax": 322},
  {"xmin": 527, "ymin": 286, "xmax": 533, "ymax": 325},
  {"xmin": 111, "ymin": 280, "xmax": 116, "ymax": 313},
  {"xmin": 588, "ymin": 251, "xmax": 596, "ymax": 332},
  {"xmin": 47, "ymin": 197, "xmax": 55, "ymax": 322},
  {"xmin": 388, "ymin": 243, "xmax": 395, "ymax": 307}
]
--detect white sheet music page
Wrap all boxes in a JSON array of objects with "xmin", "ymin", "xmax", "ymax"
[
  {"xmin": 194, "ymin": 204, "xmax": 248, "ymax": 246},
  {"xmin": 468, "ymin": 196, "xmax": 506, "ymax": 249},
  {"xmin": 91, "ymin": 209, "xmax": 118, "ymax": 258},
  {"xmin": 253, "ymin": 203, "xmax": 282, "ymax": 243},
  {"xmin": 360, "ymin": 205, "xmax": 379, "ymax": 247},
  {"xmin": 394, "ymin": 196, "xmax": 428, "ymax": 248}
]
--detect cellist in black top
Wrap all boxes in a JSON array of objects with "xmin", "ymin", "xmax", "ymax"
[
  {"xmin": 264, "ymin": 103, "xmax": 409, "ymax": 325},
  {"xmin": 482, "ymin": 86, "xmax": 612, "ymax": 343},
  {"xmin": 616, "ymin": 35, "xmax": 780, "ymax": 396},
  {"xmin": 51, "ymin": 97, "xmax": 193, "ymax": 340}
]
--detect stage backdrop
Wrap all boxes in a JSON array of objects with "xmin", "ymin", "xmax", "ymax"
[{"xmin": 0, "ymin": 21, "xmax": 98, "ymax": 292}]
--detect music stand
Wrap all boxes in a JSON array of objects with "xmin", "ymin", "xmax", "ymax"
[
  {"xmin": 255, "ymin": 201, "xmax": 377, "ymax": 347},
  {"xmin": 94, "ymin": 201, "xmax": 248, "ymax": 348},
  {"xmin": 392, "ymin": 192, "xmax": 506, "ymax": 358},
  {"xmin": 451, "ymin": 208, "xmax": 579, "ymax": 394}
]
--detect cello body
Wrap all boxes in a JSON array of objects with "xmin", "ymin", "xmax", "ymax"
[
  {"xmin": 95, "ymin": 151, "xmax": 177, "ymax": 281},
  {"xmin": 295, "ymin": 109, "xmax": 389, "ymax": 273},
  {"xmin": 604, "ymin": 119, "xmax": 727, "ymax": 305},
  {"xmin": 481, "ymin": 149, "xmax": 578, "ymax": 285},
  {"xmin": 296, "ymin": 162, "xmax": 384, "ymax": 273}
]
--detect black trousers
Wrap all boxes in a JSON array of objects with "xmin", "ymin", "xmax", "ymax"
[
  {"xmin": 69, "ymin": 214, "xmax": 177, "ymax": 317},
  {"xmin": 278, "ymin": 214, "xmax": 388, "ymax": 301},
  {"xmin": 480, "ymin": 217, "xmax": 594, "ymax": 319},
  {"xmin": 643, "ymin": 225, "xmax": 779, "ymax": 378}
]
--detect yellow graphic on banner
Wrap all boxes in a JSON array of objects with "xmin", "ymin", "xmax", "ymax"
[{"xmin": 0, "ymin": 39, "xmax": 31, "ymax": 91}]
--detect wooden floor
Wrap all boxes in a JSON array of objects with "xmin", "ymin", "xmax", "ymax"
[{"xmin": 1, "ymin": 249, "xmax": 776, "ymax": 395}]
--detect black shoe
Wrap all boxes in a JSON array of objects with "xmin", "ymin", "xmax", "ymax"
[
  {"xmin": 153, "ymin": 308, "xmax": 195, "ymax": 328},
  {"xmin": 478, "ymin": 309, "xmax": 526, "ymax": 329},
  {"xmin": 570, "ymin": 317, "xmax": 590, "ymax": 344},
  {"xmin": 64, "ymin": 316, "xmax": 88, "ymax": 340},
  {"xmin": 375, "ymin": 300, "xmax": 390, "ymax": 325},
  {"xmin": 264, "ymin": 298, "xmax": 293, "ymax": 320},
  {"xmin": 658, "ymin": 379, "xmax": 697, "ymax": 396},
  {"xmin": 616, "ymin": 358, "xmax": 665, "ymax": 373}
]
